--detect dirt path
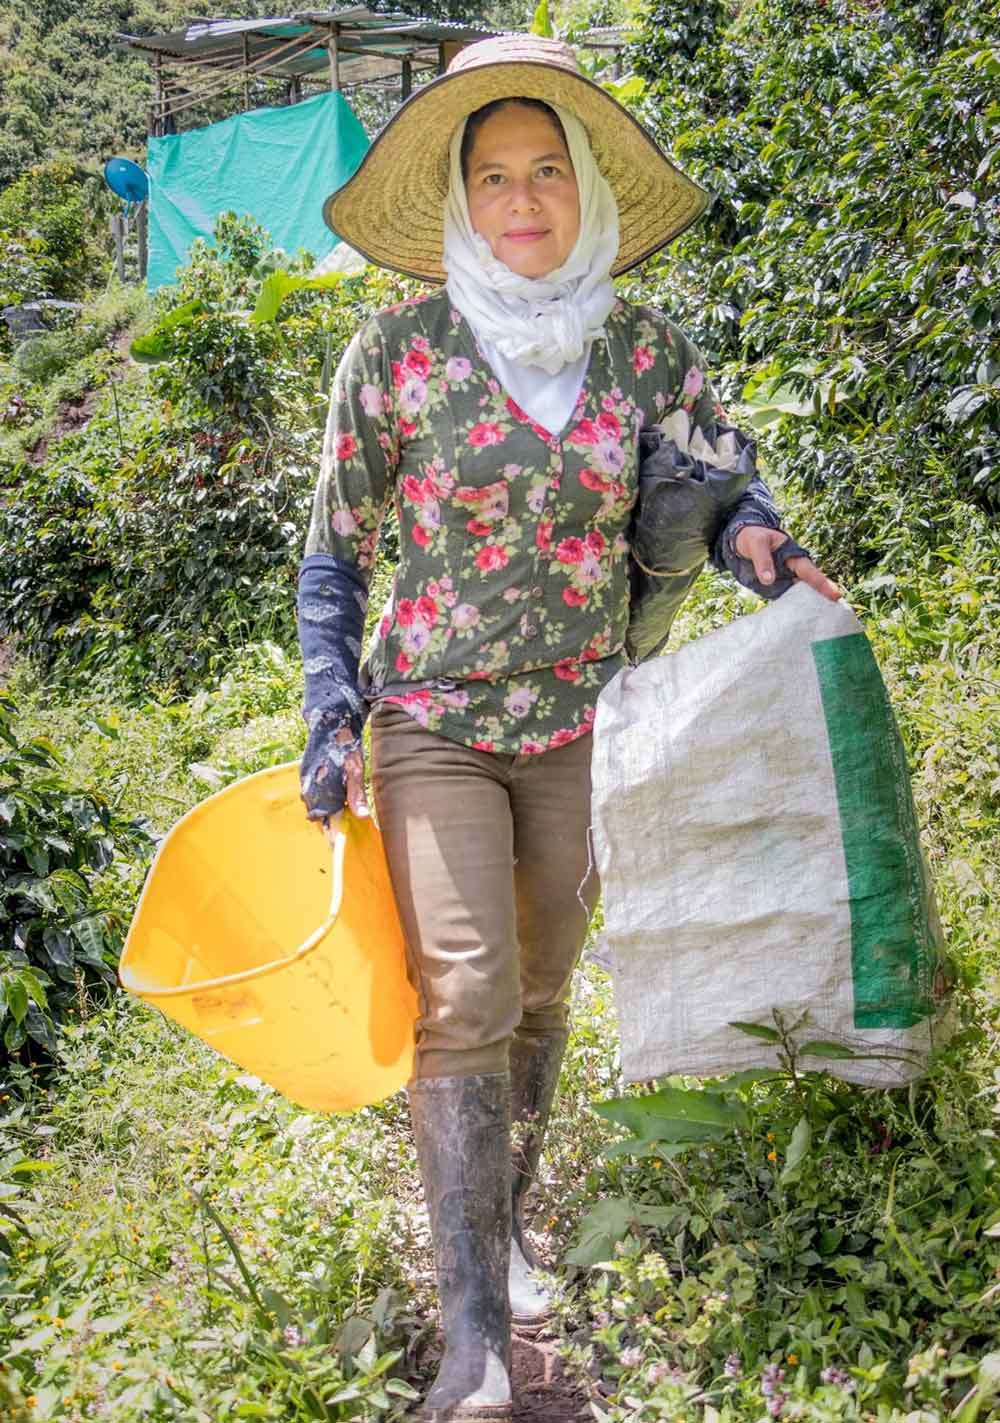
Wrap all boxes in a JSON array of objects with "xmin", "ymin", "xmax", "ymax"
[
  {"xmin": 411, "ymin": 1324, "xmax": 592, "ymax": 1421},
  {"xmin": 512, "ymin": 1331, "xmax": 592, "ymax": 1422}
]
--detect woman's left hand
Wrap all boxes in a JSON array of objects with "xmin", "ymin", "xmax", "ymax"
[{"xmin": 734, "ymin": 526, "xmax": 841, "ymax": 603}]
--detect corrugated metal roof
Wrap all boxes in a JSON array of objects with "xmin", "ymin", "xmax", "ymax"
[{"xmin": 118, "ymin": 8, "xmax": 498, "ymax": 84}]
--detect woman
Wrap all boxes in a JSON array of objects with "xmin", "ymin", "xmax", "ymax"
[{"xmin": 298, "ymin": 35, "xmax": 838, "ymax": 1423}]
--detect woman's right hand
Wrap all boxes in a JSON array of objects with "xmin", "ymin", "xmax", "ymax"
[{"xmin": 315, "ymin": 748, "xmax": 370, "ymax": 845}]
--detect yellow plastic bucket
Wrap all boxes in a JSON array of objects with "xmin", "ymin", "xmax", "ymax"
[{"xmin": 119, "ymin": 762, "xmax": 416, "ymax": 1112}]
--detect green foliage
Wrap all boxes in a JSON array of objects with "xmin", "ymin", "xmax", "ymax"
[
  {"xmin": 0, "ymin": 216, "xmax": 416, "ymax": 690},
  {"xmin": 531, "ymin": 0, "xmax": 555, "ymax": 36},
  {"xmin": 624, "ymin": 0, "xmax": 1000, "ymax": 566},
  {"xmin": 559, "ymin": 1037, "xmax": 1000, "ymax": 1420},
  {"xmin": 0, "ymin": 696, "xmax": 153, "ymax": 1072},
  {"xmin": 0, "ymin": 161, "xmax": 106, "ymax": 316},
  {"xmin": 0, "ymin": 1000, "xmax": 426, "ymax": 1418},
  {"xmin": 0, "ymin": 0, "xmax": 288, "ymax": 188}
]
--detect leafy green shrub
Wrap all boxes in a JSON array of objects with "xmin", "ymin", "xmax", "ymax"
[
  {"xmin": 624, "ymin": 0, "xmax": 999, "ymax": 574},
  {"xmin": 0, "ymin": 998, "xmax": 425, "ymax": 1418},
  {"xmin": 559, "ymin": 1036, "xmax": 1000, "ymax": 1421},
  {"xmin": 0, "ymin": 695, "xmax": 153, "ymax": 1070},
  {"xmin": 0, "ymin": 161, "xmax": 104, "ymax": 313},
  {"xmin": 0, "ymin": 215, "xmax": 414, "ymax": 691}
]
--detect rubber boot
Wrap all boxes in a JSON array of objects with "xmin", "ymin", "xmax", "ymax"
[
  {"xmin": 408, "ymin": 1073, "xmax": 513, "ymax": 1423},
  {"xmin": 508, "ymin": 1029, "xmax": 568, "ymax": 1329}
]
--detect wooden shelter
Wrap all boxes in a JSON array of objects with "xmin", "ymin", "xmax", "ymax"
[{"xmin": 119, "ymin": 8, "xmax": 500, "ymax": 136}]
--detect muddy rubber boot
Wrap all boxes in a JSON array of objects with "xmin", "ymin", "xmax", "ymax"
[
  {"xmin": 508, "ymin": 1029, "xmax": 568, "ymax": 1330},
  {"xmin": 408, "ymin": 1073, "xmax": 513, "ymax": 1423}
]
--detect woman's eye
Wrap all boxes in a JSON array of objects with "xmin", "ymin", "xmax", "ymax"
[{"xmin": 482, "ymin": 173, "xmax": 505, "ymax": 186}]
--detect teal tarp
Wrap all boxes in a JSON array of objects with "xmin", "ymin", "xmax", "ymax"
[{"xmin": 146, "ymin": 91, "xmax": 369, "ymax": 290}]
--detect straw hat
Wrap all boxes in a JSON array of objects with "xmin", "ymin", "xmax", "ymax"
[{"xmin": 323, "ymin": 34, "xmax": 711, "ymax": 282}]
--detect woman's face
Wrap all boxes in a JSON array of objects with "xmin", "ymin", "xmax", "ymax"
[{"xmin": 464, "ymin": 103, "xmax": 581, "ymax": 279}]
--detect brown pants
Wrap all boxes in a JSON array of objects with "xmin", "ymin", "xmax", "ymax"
[{"xmin": 370, "ymin": 703, "xmax": 600, "ymax": 1079}]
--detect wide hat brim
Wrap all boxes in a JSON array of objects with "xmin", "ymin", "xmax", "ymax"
[{"xmin": 324, "ymin": 56, "xmax": 711, "ymax": 282}]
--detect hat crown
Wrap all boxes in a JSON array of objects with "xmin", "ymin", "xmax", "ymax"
[{"xmin": 446, "ymin": 33, "xmax": 581, "ymax": 78}]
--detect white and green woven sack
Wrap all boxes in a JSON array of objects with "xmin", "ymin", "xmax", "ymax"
[{"xmin": 591, "ymin": 584, "xmax": 949, "ymax": 1088}]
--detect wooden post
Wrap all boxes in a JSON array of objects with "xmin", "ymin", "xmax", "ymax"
[
  {"xmin": 110, "ymin": 214, "xmax": 126, "ymax": 283},
  {"xmin": 242, "ymin": 33, "xmax": 250, "ymax": 110},
  {"xmin": 154, "ymin": 52, "xmax": 163, "ymax": 136},
  {"xmin": 136, "ymin": 200, "xmax": 148, "ymax": 282},
  {"xmin": 328, "ymin": 25, "xmax": 340, "ymax": 91},
  {"xmin": 401, "ymin": 57, "xmax": 412, "ymax": 99}
]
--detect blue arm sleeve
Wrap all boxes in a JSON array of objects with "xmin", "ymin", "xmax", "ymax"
[{"xmin": 297, "ymin": 552, "xmax": 370, "ymax": 821}]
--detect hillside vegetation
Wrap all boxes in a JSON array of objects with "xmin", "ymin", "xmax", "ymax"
[{"xmin": 1, "ymin": 0, "xmax": 999, "ymax": 1417}]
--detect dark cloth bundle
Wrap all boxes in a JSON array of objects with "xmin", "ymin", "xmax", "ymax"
[{"xmin": 626, "ymin": 416, "xmax": 791, "ymax": 662}]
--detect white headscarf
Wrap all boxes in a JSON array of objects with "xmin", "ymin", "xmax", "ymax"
[{"xmin": 443, "ymin": 102, "xmax": 620, "ymax": 379}]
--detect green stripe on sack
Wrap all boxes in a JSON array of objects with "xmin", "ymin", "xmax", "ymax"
[{"xmin": 812, "ymin": 633, "xmax": 937, "ymax": 1029}]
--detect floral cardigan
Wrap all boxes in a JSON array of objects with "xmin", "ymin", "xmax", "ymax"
[{"xmin": 298, "ymin": 288, "xmax": 779, "ymax": 815}]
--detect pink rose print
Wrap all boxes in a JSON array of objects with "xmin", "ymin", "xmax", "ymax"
[
  {"xmin": 535, "ymin": 517, "xmax": 553, "ymax": 553},
  {"xmin": 633, "ymin": 345, "xmax": 655, "ymax": 374},
  {"xmin": 567, "ymin": 417, "xmax": 600, "ymax": 446},
  {"xmin": 402, "ymin": 347, "xmax": 432, "ymax": 380},
  {"xmin": 445, "ymin": 356, "xmax": 472, "ymax": 382},
  {"xmin": 519, "ymin": 740, "xmax": 545, "ymax": 755},
  {"xmin": 596, "ymin": 411, "xmax": 622, "ymax": 438},
  {"xmin": 592, "ymin": 437, "xmax": 626, "ymax": 477},
  {"xmin": 526, "ymin": 483, "xmax": 547, "ymax": 514},
  {"xmin": 563, "ymin": 587, "xmax": 588, "ymax": 608},
  {"xmin": 475, "ymin": 544, "xmax": 509, "ymax": 572},
  {"xmin": 378, "ymin": 615, "xmax": 392, "ymax": 639},
  {"xmin": 399, "ymin": 377, "xmax": 428, "ymax": 417},
  {"xmin": 579, "ymin": 468, "xmax": 610, "ymax": 492},
  {"xmin": 331, "ymin": 508, "xmax": 357, "ymax": 537},
  {"xmin": 586, "ymin": 530, "xmax": 607, "ymax": 556},
  {"xmin": 335, "ymin": 432, "xmax": 357, "ymax": 460},
  {"xmin": 451, "ymin": 603, "xmax": 480, "ymax": 629},
  {"xmin": 415, "ymin": 595, "xmax": 439, "ymax": 625},
  {"xmin": 415, "ymin": 500, "xmax": 442, "ymax": 543},
  {"xmin": 454, "ymin": 484, "xmax": 507, "ymax": 532},
  {"xmin": 402, "ymin": 621, "xmax": 432, "ymax": 655},
  {"xmin": 395, "ymin": 652, "xmax": 413, "ymax": 673},
  {"xmin": 549, "ymin": 727, "xmax": 580, "ymax": 748},
  {"xmin": 504, "ymin": 686, "xmax": 538, "ymax": 718},
  {"xmin": 359, "ymin": 383, "xmax": 381, "ymax": 417},
  {"xmin": 472, "ymin": 739, "xmax": 495, "ymax": 751},
  {"xmin": 357, "ymin": 529, "xmax": 378, "ymax": 567},
  {"xmin": 468, "ymin": 422, "xmax": 505, "ymax": 447},
  {"xmin": 553, "ymin": 659, "xmax": 582, "ymax": 682},
  {"xmin": 576, "ymin": 551, "xmax": 602, "ymax": 586},
  {"xmin": 395, "ymin": 598, "xmax": 415, "ymax": 626},
  {"xmin": 399, "ymin": 418, "xmax": 417, "ymax": 438},
  {"xmin": 682, "ymin": 365, "xmax": 705, "ymax": 398},
  {"xmin": 555, "ymin": 537, "xmax": 586, "ymax": 565},
  {"xmin": 412, "ymin": 525, "xmax": 431, "ymax": 548}
]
